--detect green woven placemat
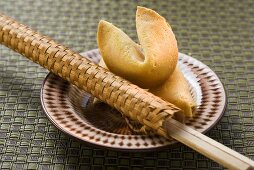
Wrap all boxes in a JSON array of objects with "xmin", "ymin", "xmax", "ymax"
[{"xmin": 0, "ymin": 0, "xmax": 253, "ymax": 169}]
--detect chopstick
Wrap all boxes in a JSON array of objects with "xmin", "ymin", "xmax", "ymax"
[
  {"xmin": 1, "ymin": 13, "xmax": 254, "ymax": 169},
  {"xmin": 164, "ymin": 118, "xmax": 254, "ymax": 170}
]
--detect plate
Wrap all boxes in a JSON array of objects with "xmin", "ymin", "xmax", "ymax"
[{"xmin": 40, "ymin": 49, "xmax": 226, "ymax": 151}]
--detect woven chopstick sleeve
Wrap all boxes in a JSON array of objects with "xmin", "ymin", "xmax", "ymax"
[{"xmin": 0, "ymin": 14, "xmax": 183, "ymax": 138}]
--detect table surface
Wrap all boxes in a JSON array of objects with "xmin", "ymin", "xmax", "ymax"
[{"xmin": 0, "ymin": 0, "xmax": 253, "ymax": 169}]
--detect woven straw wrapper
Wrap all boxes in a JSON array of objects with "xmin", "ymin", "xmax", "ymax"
[{"xmin": 0, "ymin": 0, "xmax": 253, "ymax": 169}]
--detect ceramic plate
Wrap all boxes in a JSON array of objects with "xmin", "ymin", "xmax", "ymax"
[{"xmin": 40, "ymin": 49, "xmax": 226, "ymax": 151}]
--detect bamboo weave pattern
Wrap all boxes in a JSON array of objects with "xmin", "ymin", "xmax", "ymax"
[{"xmin": 0, "ymin": 14, "xmax": 183, "ymax": 138}]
